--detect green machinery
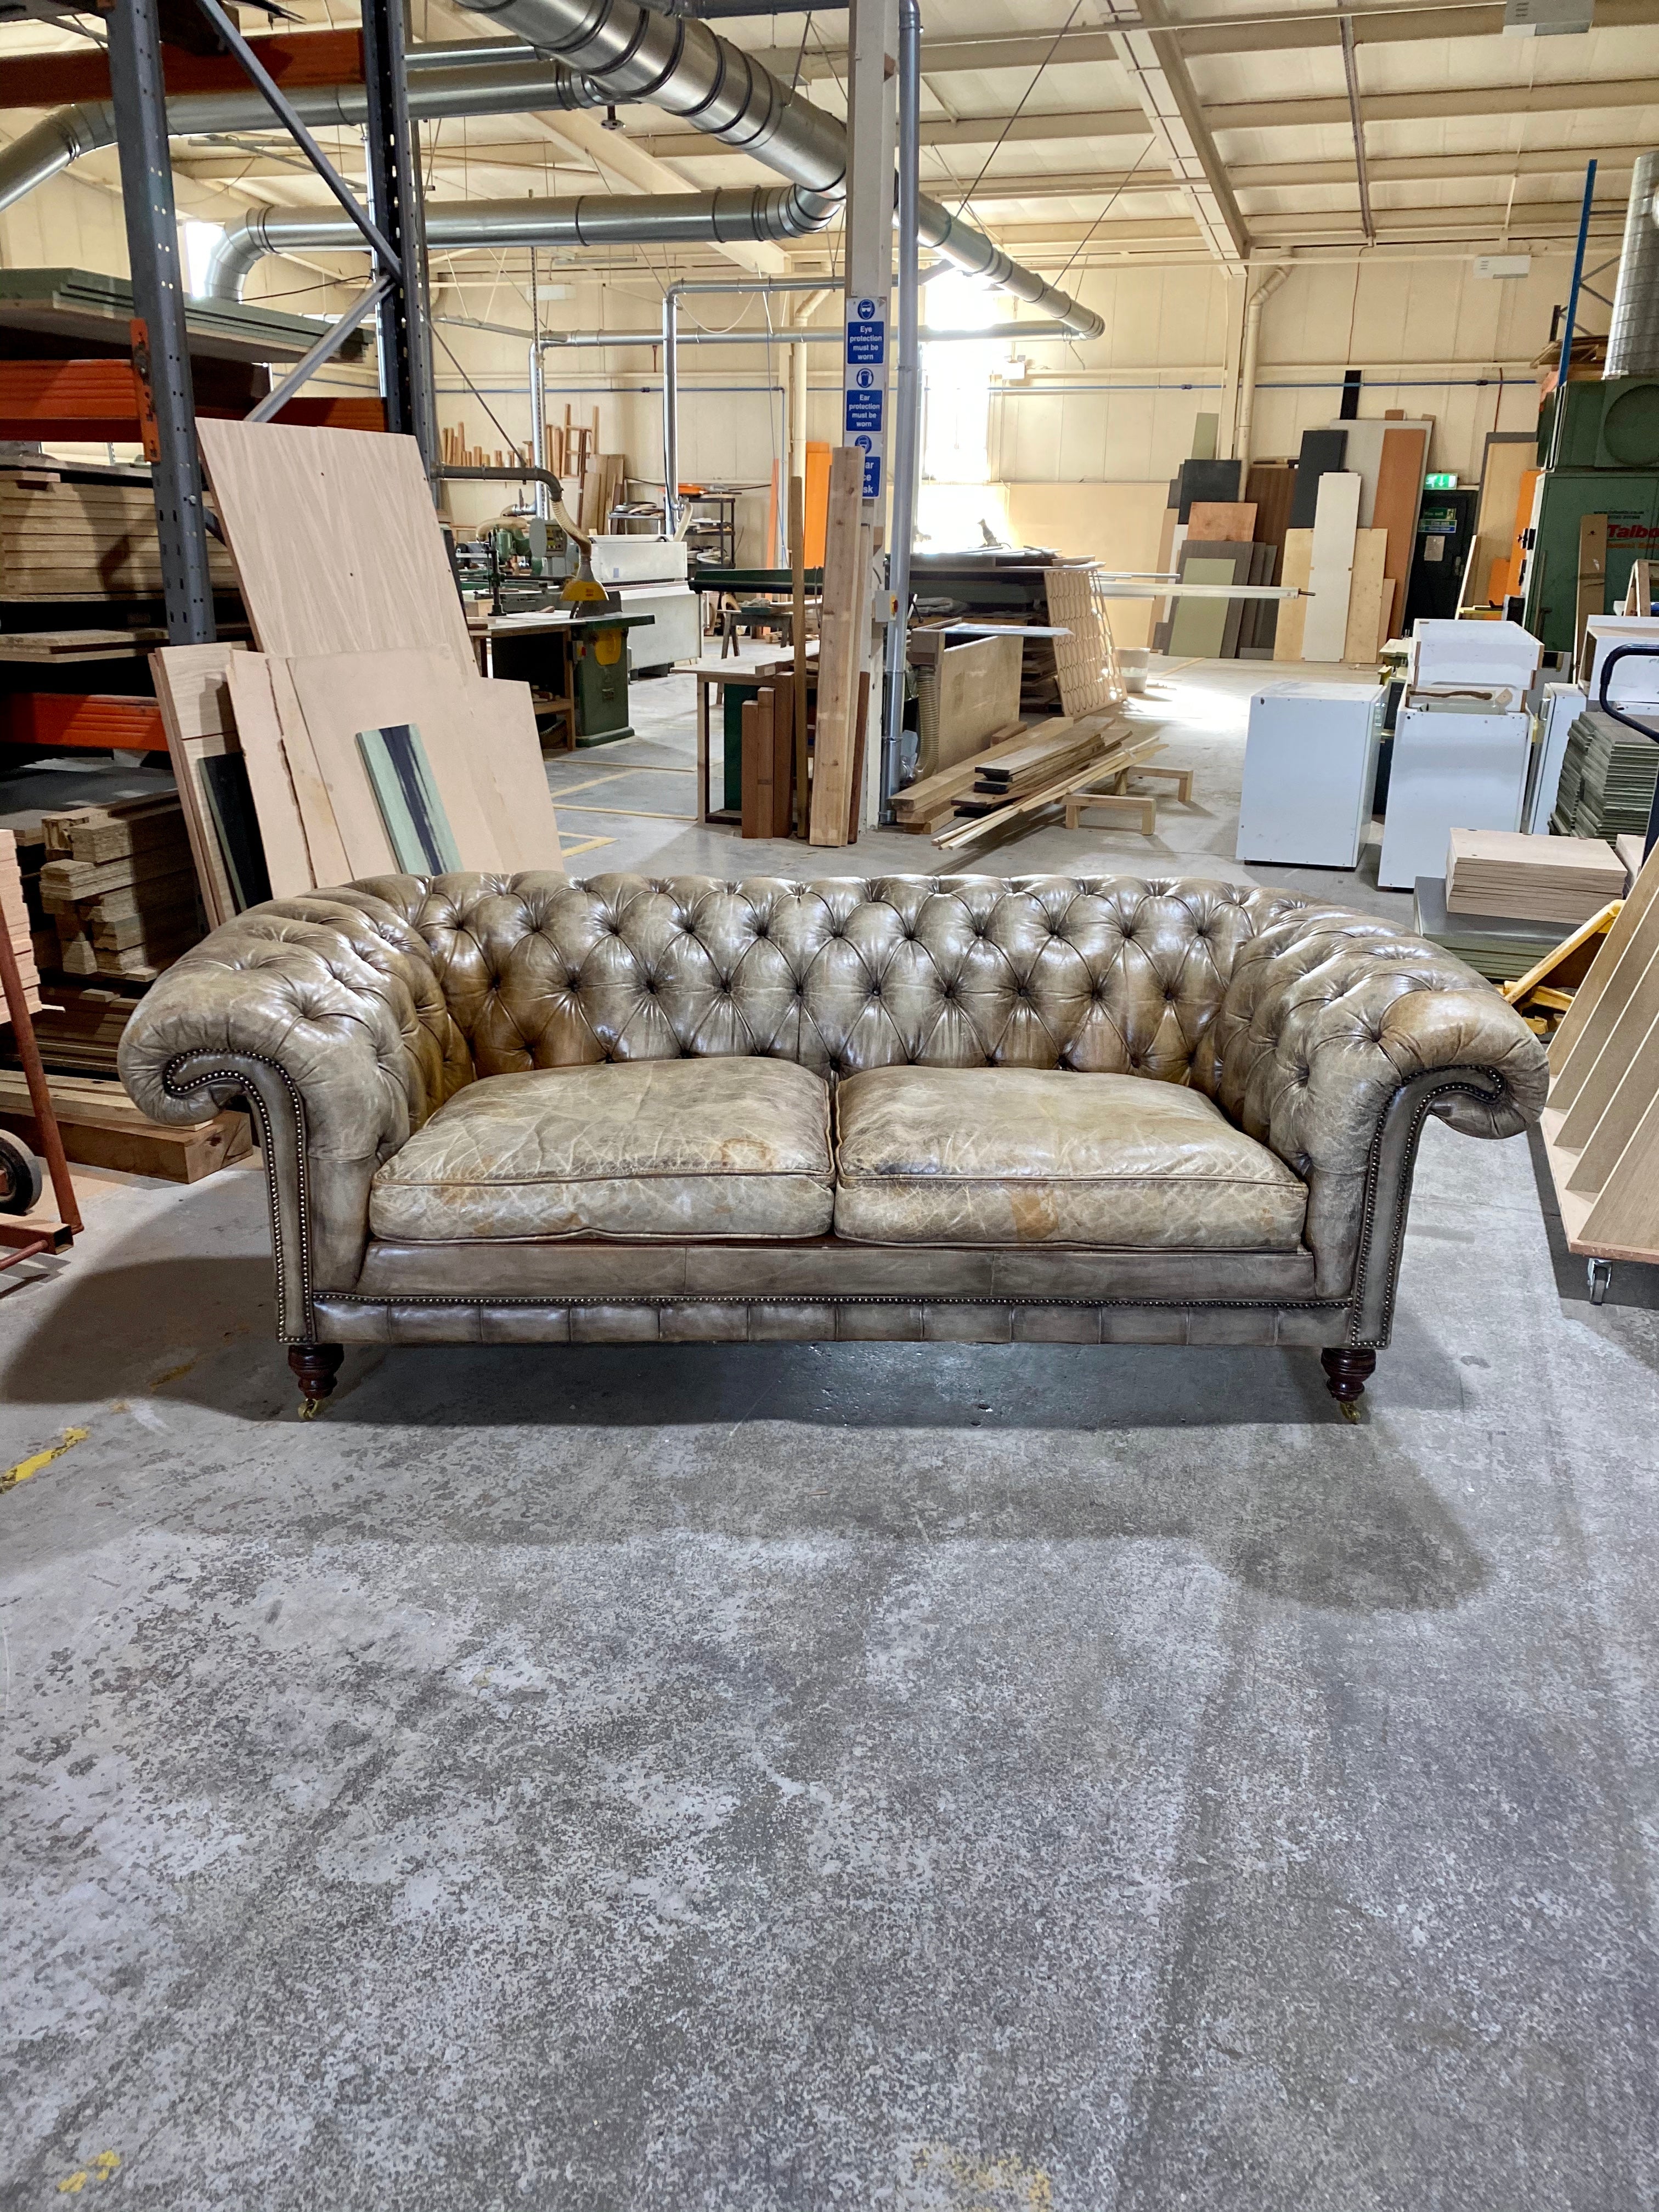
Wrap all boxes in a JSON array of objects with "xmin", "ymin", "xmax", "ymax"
[{"xmin": 1522, "ymin": 376, "xmax": 1659, "ymax": 653}]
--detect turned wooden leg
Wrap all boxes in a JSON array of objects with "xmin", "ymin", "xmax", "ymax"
[
  {"xmin": 289, "ymin": 1344, "xmax": 343, "ymax": 1419},
  {"xmin": 1322, "ymin": 1346, "xmax": 1376, "ymax": 1421}
]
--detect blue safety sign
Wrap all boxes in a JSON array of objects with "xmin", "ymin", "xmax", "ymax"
[{"xmin": 844, "ymin": 295, "xmax": 889, "ymax": 502}]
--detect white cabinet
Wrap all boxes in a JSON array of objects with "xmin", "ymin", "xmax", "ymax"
[
  {"xmin": 1377, "ymin": 707, "xmax": 1531, "ymax": 890},
  {"xmin": 1526, "ymin": 684, "xmax": 1587, "ymax": 834},
  {"xmin": 1236, "ymin": 682, "xmax": 1384, "ymax": 868}
]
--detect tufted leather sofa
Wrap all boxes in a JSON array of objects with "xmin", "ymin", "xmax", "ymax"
[{"xmin": 118, "ymin": 872, "xmax": 1549, "ymax": 1414}]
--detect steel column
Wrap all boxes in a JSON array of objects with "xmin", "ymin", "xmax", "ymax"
[
  {"xmin": 106, "ymin": 0, "xmax": 216, "ymax": 644},
  {"xmin": 362, "ymin": 0, "xmax": 437, "ymax": 470},
  {"xmin": 881, "ymin": 0, "xmax": 921, "ymax": 823}
]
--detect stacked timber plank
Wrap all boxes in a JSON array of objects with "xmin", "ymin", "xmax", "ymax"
[
  {"xmin": 38, "ymin": 796, "xmax": 201, "ymax": 981},
  {"xmin": 1550, "ymin": 708, "xmax": 1659, "ymax": 842},
  {"xmin": 1, "ymin": 826, "xmax": 41, "ymax": 1013},
  {"xmin": 894, "ymin": 718, "xmax": 1104, "ymax": 834},
  {"xmin": 1, "ymin": 470, "xmax": 236, "ymax": 602},
  {"xmin": 1446, "ymin": 829, "xmax": 1627, "ymax": 926},
  {"xmin": 0, "ymin": 1067, "xmax": 250, "ymax": 1183}
]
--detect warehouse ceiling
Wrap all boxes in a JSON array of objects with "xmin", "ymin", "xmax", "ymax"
[{"xmin": 2, "ymin": 0, "xmax": 1656, "ymax": 284}]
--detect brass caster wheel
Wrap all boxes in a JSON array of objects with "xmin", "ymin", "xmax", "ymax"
[
  {"xmin": 297, "ymin": 1397, "xmax": 322, "ymax": 1421},
  {"xmin": 1338, "ymin": 1396, "xmax": 1362, "ymax": 1425}
]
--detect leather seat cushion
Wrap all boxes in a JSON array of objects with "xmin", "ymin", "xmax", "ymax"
[
  {"xmin": 833, "ymin": 1065, "xmax": 1308, "ymax": 1250},
  {"xmin": 370, "ymin": 1058, "xmax": 834, "ymax": 1243}
]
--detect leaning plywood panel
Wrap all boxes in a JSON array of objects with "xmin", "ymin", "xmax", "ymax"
[
  {"xmin": 1342, "ymin": 529, "xmax": 1390, "ymax": 665},
  {"xmin": 462, "ymin": 681, "xmax": 563, "ymax": 873},
  {"xmin": 150, "ymin": 644, "xmax": 241, "ymax": 927},
  {"xmin": 195, "ymin": 421, "xmax": 474, "ymax": 671},
  {"xmin": 1301, "ymin": 472, "xmax": 1361, "ymax": 663},
  {"xmin": 283, "ymin": 651, "xmax": 505, "ymax": 876},
  {"xmin": 1043, "ymin": 566, "xmax": 1125, "ymax": 716},
  {"xmin": 1373, "ymin": 426, "xmax": 1429, "ymax": 639},
  {"xmin": 1273, "ymin": 532, "xmax": 1313, "ymax": 662},
  {"xmin": 224, "ymin": 654, "xmax": 315, "ymax": 899}
]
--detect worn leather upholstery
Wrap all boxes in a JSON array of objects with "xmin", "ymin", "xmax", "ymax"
[
  {"xmin": 370, "ymin": 1058, "xmax": 833, "ymax": 1243},
  {"xmin": 119, "ymin": 873, "xmax": 1549, "ymax": 1339},
  {"xmin": 834, "ymin": 1066, "xmax": 1307, "ymax": 1249}
]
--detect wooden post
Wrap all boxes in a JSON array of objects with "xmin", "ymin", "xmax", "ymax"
[
  {"xmin": 790, "ymin": 473, "xmax": 809, "ymax": 837},
  {"xmin": 810, "ymin": 448, "xmax": 870, "ymax": 847}
]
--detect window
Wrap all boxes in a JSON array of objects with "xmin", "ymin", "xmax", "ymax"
[{"xmin": 918, "ymin": 272, "xmax": 1009, "ymax": 547}]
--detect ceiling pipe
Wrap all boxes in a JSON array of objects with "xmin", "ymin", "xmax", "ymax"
[
  {"xmin": 1605, "ymin": 149, "xmax": 1659, "ymax": 377},
  {"xmin": 454, "ymin": 0, "xmax": 1105, "ymax": 338},
  {"xmin": 0, "ymin": 59, "xmax": 604, "ymax": 217},
  {"xmin": 206, "ymin": 184, "xmax": 835, "ymax": 298}
]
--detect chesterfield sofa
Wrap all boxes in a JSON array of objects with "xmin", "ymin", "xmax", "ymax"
[{"xmin": 117, "ymin": 872, "xmax": 1548, "ymax": 1418}]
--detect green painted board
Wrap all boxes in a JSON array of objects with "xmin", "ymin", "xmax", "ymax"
[
  {"xmin": 1167, "ymin": 556, "xmax": 1238, "ymax": 658},
  {"xmin": 355, "ymin": 723, "xmax": 462, "ymax": 875}
]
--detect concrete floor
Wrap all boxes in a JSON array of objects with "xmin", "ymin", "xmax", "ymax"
[{"xmin": 3, "ymin": 662, "xmax": 1658, "ymax": 2210}]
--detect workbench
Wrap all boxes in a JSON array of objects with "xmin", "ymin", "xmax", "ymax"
[
  {"xmin": 680, "ymin": 646, "xmax": 818, "ymax": 825},
  {"xmin": 469, "ymin": 606, "xmax": 656, "ymax": 749}
]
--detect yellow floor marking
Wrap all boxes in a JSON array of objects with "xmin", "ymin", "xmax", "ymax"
[
  {"xmin": 555, "ymin": 803, "xmax": 696, "ymax": 821},
  {"xmin": 556, "ymin": 834, "xmax": 616, "ymax": 860},
  {"xmin": 2, "ymin": 1426, "xmax": 89, "ymax": 1496}
]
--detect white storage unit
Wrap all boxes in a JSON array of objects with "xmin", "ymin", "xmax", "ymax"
[
  {"xmin": 1237, "ymin": 681, "xmax": 1385, "ymax": 868},
  {"xmin": 617, "ymin": 582, "xmax": 700, "ymax": 673},
  {"xmin": 589, "ymin": 535, "xmax": 690, "ymax": 586},
  {"xmin": 1526, "ymin": 682, "xmax": 1588, "ymax": 833},
  {"xmin": 1581, "ymin": 617, "xmax": 1659, "ymax": 704},
  {"xmin": 1407, "ymin": 618, "xmax": 1542, "ymax": 693},
  {"xmin": 1377, "ymin": 707, "xmax": 1532, "ymax": 890}
]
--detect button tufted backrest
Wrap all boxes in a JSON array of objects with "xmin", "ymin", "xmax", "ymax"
[{"xmin": 360, "ymin": 871, "xmax": 1311, "ymax": 1085}]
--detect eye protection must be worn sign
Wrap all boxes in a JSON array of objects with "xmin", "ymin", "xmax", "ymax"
[{"xmin": 844, "ymin": 295, "xmax": 887, "ymax": 499}]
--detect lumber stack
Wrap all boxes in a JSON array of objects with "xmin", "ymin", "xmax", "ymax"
[
  {"xmin": 1446, "ymin": 829, "xmax": 1627, "ymax": 926},
  {"xmin": 37, "ymin": 795, "xmax": 201, "ymax": 981},
  {"xmin": 808, "ymin": 447, "xmax": 872, "ymax": 848},
  {"xmin": 0, "ymin": 470, "xmax": 237, "ymax": 602},
  {"xmin": 0, "ymin": 1067, "xmax": 250, "ymax": 1183},
  {"xmin": 928, "ymin": 715, "xmax": 1143, "ymax": 853},
  {"xmin": 894, "ymin": 717, "xmax": 1097, "ymax": 834},
  {"xmin": 1, "ymin": 826, "xmax": 41, "ymax": 1014}
]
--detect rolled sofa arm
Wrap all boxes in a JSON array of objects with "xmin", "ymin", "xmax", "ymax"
[
  {"xmin": 119, "ymin": 885, "xmax": 475, "ymax": 1335},
  {"xmin": 1193, "ymin": 904, "xmax": 1550, "ymax": 1298}
]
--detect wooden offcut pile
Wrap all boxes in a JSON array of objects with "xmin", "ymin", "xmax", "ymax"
[
  {"xmin": 893, "ymin": 710, "xmax": 1153, "ymax": 850},
  {"xmin": 38, "ymin": 796, "xmax": 201, "ymax": 982}
]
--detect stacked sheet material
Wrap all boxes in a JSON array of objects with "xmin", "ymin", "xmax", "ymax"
[
  {"xmin": 1551, "ymin": 708, "xmax": 1659, "ymax": 840},
  {"xmin": 1445, "ymin": 828, "xmax": 1626, "ymax": 925},
  {"xmin": 1414, "ymin": 876, "xmax": 1568, "ymax": 984}
]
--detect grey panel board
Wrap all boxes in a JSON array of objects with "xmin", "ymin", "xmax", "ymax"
[
  {"xmin": 1289, "ymin": 429, "xmax": 1349, "ymax": 528},
  {"xmin": 1176, "ymin": 457, "xmax": 1243, "ymax": 522},
  {"xmin": 0, "ymin": 267, "xmax": 366, "ymax": 368}
]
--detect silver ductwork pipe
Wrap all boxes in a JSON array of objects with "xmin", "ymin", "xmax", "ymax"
[
  {"xmin": 207, "ymin": 184, "xmax": 837, "ymax": 298},
  {"xmin": 456, "ymin": 0, "xmax": 1105, "ymax": 339},
  {"xmin": 1606, "ymin": 150, "xmax": 1659, "ymax": 379},
  {"xmin": 0, "ymin": 60, "xmax": 603, "ymax": 217}
]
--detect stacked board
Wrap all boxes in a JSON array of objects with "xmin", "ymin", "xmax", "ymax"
[
  {"xmin": 1551, "ymin": 709, "xmax": 1659, "ymax": 842},
  {"xmin": 37, "ymin": 797, "xmax": 200, "ymax": 981},
  {"xmin": 1413, "ymin": 875, "xmax": 1566, "ymax": 984},
  {"xmin": 0, "ymin": 472, "xmax": 237, "ymax": 602},
  {"xmin": 1446, "ymin": 829, "xmax": 1627, "ymax": 926},
  {"xmin": 0, "ymin": 827, "xmax": 41, "ymax": 1013}
]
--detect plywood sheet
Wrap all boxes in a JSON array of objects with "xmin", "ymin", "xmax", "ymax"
[
  {"xmin": 196, "ymin": 420, "xmax": 473, "ymax": 670},
  {"xmin": 1343, "ymin": 529, "xmax": 1390, "ymax": 665},
  {"xmin": 283, "ymin": 651, "xmax": 527, "ymax": 878},
  {"xmin": 264, "ymin": 654, "xmax": 351, "ymax": 889},
  {"xmin": 1245, "ymin": 462, "xmax": 1297, "ymax": 559},
  {"xmin": 1273, "ymin": 531, "xmax": 1313, "ymax": 662},
  {"xmin": 1043, "ymin": 566, "xmax": 1125, "ymax": 715},
  {"xmin": 916, "ymin": 631, "xmax": 1023, "ymax": 778},
  {"xmin": 151, "ymin": 644, "xmax": 241, "ymax": 927},
  {"xmin": 1302, "ymin": 472, "xmax": 1361, "ymax": 663},
  {"xmin": 1165, "ymin": 557, "xmax": 1235, "ymax": 659},
  {"xmin": 1187, "ymin": 502, "xmax": 1257, "ymax": 544},
  {"xmin": 224, "ymin": 653, "xmax": 314, "ymax": 899},
  {"xmin": 1373, "ymin": 425, "xmax": 1430, "ymax": 633}
]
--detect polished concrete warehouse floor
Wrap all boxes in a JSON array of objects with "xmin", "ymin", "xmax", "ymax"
[{"xmin": 3, "ymin": 661, "xmax": 1657, "ymax": 2210}]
